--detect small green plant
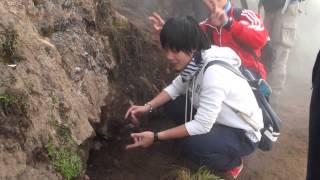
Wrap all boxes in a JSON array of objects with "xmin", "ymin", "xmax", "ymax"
[
  {"xmin": 1, "ymin": 25, "xmax": 21, "ymax": 64},
  {"xmin": 0, "ymin": 91, "xmax": 29, "ymax": 115},
  {"xmin": 161, "ymin": 166, "xmax": 222, "ymax": 180},
  {"xmin": 46, "ymin": 105, "xmax": 81, "ymax": 180},
  {"xmin": 51, "ymin": 95, "xmax": 60, "ymax": 105},
  {"xmin": 48, "ymin": 117, "xmax": 76, "ymax": 145},
  {"xmin": 48, "ymin": 95, "xmax": 76, "ymax": 146},
  {"xmin": 0, "ymin": 94, "xmax": 14, "ymax": 104},
  {"xmin": 45, "ymin": 140, "xmax": 81, "ymax": 180},
  {"xmin": 56, "ymin": 123, "xmax": 77, "ymax": 146}
]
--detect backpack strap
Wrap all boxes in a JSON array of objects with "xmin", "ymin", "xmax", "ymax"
[
  {"xmin": 204, "ymin": 60, "xmax": 261, "ymax": 131},
  {"xmin": 204, "ymin": 60, "xmax": 247, "ymax": 80},
  {"xmin": 240, "ymin": 0, "xmax": 249, "ymax": 9},
  {"xmin": 233, "ymin": 8, "xmax": 243, "ymax": 21},
  {"xmin": 204, "ymin": 61, "xmax": 281, "ymax": 133}
]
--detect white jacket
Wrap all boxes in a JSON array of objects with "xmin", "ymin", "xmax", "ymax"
[{"xmin": 164, "ymin": 46, "xmax": 264, "ymax": 142}]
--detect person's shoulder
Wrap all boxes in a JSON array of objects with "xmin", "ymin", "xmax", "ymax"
[
  {"xmin": 202, "ymin": 46, "xmax": 239, "ymax": 59},
  {"xmin": 237, "ymin": 8, "xmax": 260, "ymax": 15},
  {"xmin": 202, "ymin": 46, "xmax": 241, "ymax": 71},
  {"xmin": 233, "ymin": 8, "xmax": 262, "ymax": 21}
]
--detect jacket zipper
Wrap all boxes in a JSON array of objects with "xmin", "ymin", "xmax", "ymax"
[
  {"xmin": 205, "ymin": 23, "xmax": 222, "ymax": 46},
  {"xmin": 219, "ymin": 28, "xmax": 222, "ymax": 46}
]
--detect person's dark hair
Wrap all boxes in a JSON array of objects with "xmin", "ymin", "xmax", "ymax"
[{"xmin": 160, "ymin": 16, "xmax": 210, "ymax": 54}]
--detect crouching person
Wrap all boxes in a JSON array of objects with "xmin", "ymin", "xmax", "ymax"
[{"xmin": 124, "ymin": 16, "xmax": 263, "ymax": 179}]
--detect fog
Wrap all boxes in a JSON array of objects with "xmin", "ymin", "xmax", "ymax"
[
  {"xmin": 288, "ymin": 0, "xmax": 319, "ymax": 82},
  {"xmin": 233, "ymin": 0, "xmax": 318, "ymax": 83}
]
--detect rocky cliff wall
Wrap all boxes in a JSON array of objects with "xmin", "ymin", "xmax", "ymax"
[{"xmin": 0, "ymin": 0, "xmax": 170, "ymax": 179}]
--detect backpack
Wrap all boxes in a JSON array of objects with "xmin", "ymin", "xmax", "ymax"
[
  {"xmin": 205, "ymin": 8, "xmax": 276, "ymax": 73},
  {"xmin": 204, "ymin": 60, "xmax": 282, "ymax": 151}
]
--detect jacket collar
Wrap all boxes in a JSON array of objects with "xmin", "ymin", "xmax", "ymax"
[{"xmin": 180, "ymin": 51, "xmax": 204, "ymax": 82}]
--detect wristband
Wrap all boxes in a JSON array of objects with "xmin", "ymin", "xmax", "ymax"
[
  {"xmin": 144, "ymin": 102, "xmax": 153, "ymax": 113},
  {"xmin": 154, "ymin": 132, "xmax": 159, "ymax": 142}
]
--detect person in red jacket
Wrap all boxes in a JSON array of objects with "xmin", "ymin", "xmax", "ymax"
[{"xmin": 149, "ymin": 0, "xmax": 269, "ymax": 79}]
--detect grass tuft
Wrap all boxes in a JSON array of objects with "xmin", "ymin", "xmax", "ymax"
[
  {"xmin": 0, "ymin": 91, "xmax": 29, "ymax": 115},
  {"xmin": 161, "ymin": 166, "xmax": 223, "ymax": 180},
  {"xmin": 1, "ymin": 25, "xmax": 21, "ymax": 64},
  {"xmin": 45, "ymin": 140, "xmax": 81, "ymax": 180}
]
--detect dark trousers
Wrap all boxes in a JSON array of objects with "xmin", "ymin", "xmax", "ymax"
[
  {"xmin": 307, "ymin": 50, "xmax": 320, "ymax": 180},
  {"xmin": 164, "ymin": 96, "xmax": 256, "ymax": 171}
]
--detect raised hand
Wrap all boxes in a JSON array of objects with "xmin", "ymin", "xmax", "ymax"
[
  {"xmin": 126, "ymin": 131, "xmax": 155, "ymax": 149},
  {"xmin": 148, "ymin": 12, "xmax": 165, "ymax": 34},
  {"xmin": 124, "ymin": 105, "xmax": 149, "ymax": 126},
  {"xmin": 203, "ymin": 0, "xmax": 228, "ymax": 27}
]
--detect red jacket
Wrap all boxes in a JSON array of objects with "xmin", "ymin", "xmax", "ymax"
[{"xmin": 199, "ymin": 8, "xmax": 269, "ymax": 79}]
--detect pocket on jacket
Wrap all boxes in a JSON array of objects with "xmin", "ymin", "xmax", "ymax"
[{"xmin": 280, "ymin": 22, "xmax": 297, "ymax": 48}]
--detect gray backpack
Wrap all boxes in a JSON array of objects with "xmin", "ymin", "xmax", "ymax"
[{"xmin": 204, "ymin": 60, "xmax": 282, "ymax": 151}]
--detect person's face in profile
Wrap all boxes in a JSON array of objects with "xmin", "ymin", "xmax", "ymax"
[{"xmin": 164, "ymin": 49, "xmax": 193, "ymax": 72}]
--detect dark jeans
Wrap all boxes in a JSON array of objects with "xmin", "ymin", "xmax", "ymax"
[
  {"xmin": 164, "ymin": 96, "xmax": 256, "ymax": 171},
  {"xmin": 307, "ymin": 50, "xmax": 320, "ymax": 180}
]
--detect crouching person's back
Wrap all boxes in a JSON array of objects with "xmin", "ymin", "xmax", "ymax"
[{"xmin": 125, "ymin": 16, "xmax": 263, "ymax": 179}]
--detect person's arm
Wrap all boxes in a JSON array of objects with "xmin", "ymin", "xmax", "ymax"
[
  {"xmin": 126, "ymin": 124, "xmax": 189, "ymax": 149},
  {"xmin": 147, "ymin": 90, "xmax": 172, "ymax": 110},
  {"xmin": 126, "ymin": 64, "xmax": 234, "ymax": 150},
  {"xmin": 158, "ymin": 124, "xmax": 189, "ymax": 140},
  {"xmin": 125, "ymin": 76, "xmax": 187, "ymax": 123},
  {"xmin": 124, "ymin": 90, "xmax": 171, "ymax": 124},
  {"xmin": 230, "ymin": 9, "xmax": 268, "ymax": 50}
]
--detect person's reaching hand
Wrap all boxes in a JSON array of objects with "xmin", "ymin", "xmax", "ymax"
[
  {"xmin": 126, "ymin": 131, "xmax": 155, "ymax": 149},
  {"xmin": 124, "ymin": 104, "xmax": 150, "ymax": 126},
  {"xmin": 148, "ymin": 12, "xmax": 165, "ymax": 34}
]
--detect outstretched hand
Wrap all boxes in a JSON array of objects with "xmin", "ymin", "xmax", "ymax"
[
  {"xmin": 124, "ymin": 105, "xmax": 149, "ymax": 126},
  {"xmin": 148, "ymin": 12, "xmax": 165, "ymax": 34},
  {"xmin": 126, "ymin": 131, "xmax": 155, "ymax": 149}
]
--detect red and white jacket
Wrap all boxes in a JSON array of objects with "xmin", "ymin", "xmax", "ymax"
[{"xmin": 199, "ymin": 8, "xmax": 269, "ymax": 79}]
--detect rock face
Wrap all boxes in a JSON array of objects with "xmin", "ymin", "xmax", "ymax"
[
  {"xmin": 112, "ymin": 0, "xmax": 197, "ymax": 31},
  {"xmin": 0, "ymin": 0, "xmax": 170, "ymax": 179}
]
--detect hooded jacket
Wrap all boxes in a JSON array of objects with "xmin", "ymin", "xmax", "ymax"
[
  {"xmin": 199, "ymin": 7, "xmax": 268, "ymax": 79},
  {"xmin": 164, "ymin": 46, "xmax": 264, "ymax": 142}
]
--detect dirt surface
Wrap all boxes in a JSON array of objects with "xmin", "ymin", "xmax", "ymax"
[
  {"xmin": 87, "ymin": 117, "xmax": 190, "ymax": 180},
  {"xmin": 86, "ymin": 76, "xmax": 310, "ymax": 180}
]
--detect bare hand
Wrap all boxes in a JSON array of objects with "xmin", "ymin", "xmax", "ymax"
[
  {"xmin": 126, "ymin": 131, "xmax": 154, "ymax": 149},
  {"xmin": 204, "ymin": 0, "xmax": 228, "ymax": 27},
  {"xmin": 124, "ymin": 105, "xmax": 149, "ymax": 126},
  {"xmin": 148, "ymin": 12, "xmax": 165, "ymax": 34}
]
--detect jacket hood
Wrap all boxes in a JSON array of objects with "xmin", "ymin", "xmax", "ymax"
[{"xmin": 201, "ymin": 45, "xmax": 242, "ymax": 68}]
